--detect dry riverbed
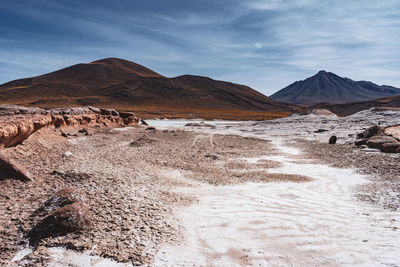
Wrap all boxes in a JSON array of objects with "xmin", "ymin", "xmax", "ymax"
[{"xmin": 2, "ymin": 109, "xmax": 400, "ymax": 266}]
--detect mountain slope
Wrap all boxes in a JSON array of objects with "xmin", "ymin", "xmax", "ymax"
[
  {"xmin": 270, "ymin": 70, "xmax": 400, "ymax": 106},
  {"xmin": 311, "ymin": 94, "xmax": 400, "ymax": 116},
  {"xmin": 0, "ymin": 58, "xmax": 294, "ymax": 120}
]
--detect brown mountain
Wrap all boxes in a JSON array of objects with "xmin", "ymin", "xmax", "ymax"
[
  {"xmin": 270, "ymin": 70, "xmax": 400, "ymax": 106},
  {"xmin": 311, "ymin": 94, "xmax": 400, "ymax": 116},
  {"xmin": 0, "ymin": 58, "xmax": 295, "ymax": 120}
]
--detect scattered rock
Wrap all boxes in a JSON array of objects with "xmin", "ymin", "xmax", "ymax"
[
  {"xmin": 129, "ymin": 135, "xmax": 155, "ymax": 147},
  {"xmin": 60, "ymin": 130, "xmax": 68, "ymax": 138},
  {"xmin": 205, "ymin": 154, "xmax": 219, "ymax": 160},
  {"xmin": 78, "ymin": 128, "xmax": 89, "ymax": 135},
  {"xmin": 146, "ymin": 126, "xmax": 156, "ymax": 131},
  {"xmin": 329, "ymin": 136, "xmax": 337, "ymax": 144},
  {"xmin": 0, "ymin": 153, "xmax": 31, "ymax": 181}
]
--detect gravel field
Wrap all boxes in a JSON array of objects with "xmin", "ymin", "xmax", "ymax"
[{"xmin": 1, "ymin": 108, "xmax": 399, "ymax": 266}]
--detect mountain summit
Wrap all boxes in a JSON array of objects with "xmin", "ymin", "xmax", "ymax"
[{"xmin": 270, "ymin": 71, "xmax": 400, "ymax": 106}]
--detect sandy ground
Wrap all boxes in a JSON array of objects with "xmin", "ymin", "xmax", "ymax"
[{"xmin": 2, "ymin": 108, "xmax": 400, "ymax": 266}]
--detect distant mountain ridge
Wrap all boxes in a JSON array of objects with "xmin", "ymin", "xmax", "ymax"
[
  {"xmin": 270, "ymin": 70, "xmax": 400, "ymax": 106},
  {"xmin": 0, "ymin": 58, "xmax": 295, "ymax": 120},
  {"xmin": 311, "ymin": 94, "xmax": 400, "ymax": 116}
]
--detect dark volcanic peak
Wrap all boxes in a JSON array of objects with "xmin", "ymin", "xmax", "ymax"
[
  {"xmin": 270, "ymin": 71, "xmax": 400, "ymax": 106},
  {"xmin": 0, "ymin": 58, "xmax": 295, "ymax": 119}
]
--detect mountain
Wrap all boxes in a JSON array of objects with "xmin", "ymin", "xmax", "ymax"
[
  {"xmin": 270, "ymin": 70, "xmax": 400, "ymax": 106},
  {"xmin": 311, "ymin": 94, "xmax": 400, "ymax": 116},
  {"xmin": 0, "ymin": 58, "xmax": 295, "ymax": 120}
]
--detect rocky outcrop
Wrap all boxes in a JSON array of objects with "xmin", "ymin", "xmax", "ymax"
[
  {"xmin": 0, "ymin": 153, "xmax": 31, "ymax": 181},
  {"xmin": 310, "ymin": 109, "xmax": 337, "ymax": 117},
  {"xmin": 0, "ymin": 105, "xmax": 139, "ymax": 148},
  {"xmin": 385, "ymin": 125, "xmax": 400, "ymax": 140},
  {"xmin": 355, "ymin": 125, "xmax": 400, "ymax": 153}
]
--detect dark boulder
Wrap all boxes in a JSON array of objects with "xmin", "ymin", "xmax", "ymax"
[
  {"xmin": 381, "ymin": 142, "xmax": 400, "ymax": 153},
  {"xmin": 366, "ymin": 136, "xmax": 398, "ymax": 149},
  {"xmin": 29, "ymin": 202, "xmax": 91, "ymax": 243},
  {"xmin": 363, "ymin": 125, "xmax": 379, "ymax": 139},
  {"xmin": 329, "ymin": 136, "xmax": 337, "ymax": 144}
]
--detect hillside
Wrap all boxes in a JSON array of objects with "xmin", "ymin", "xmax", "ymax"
[
  {"xmin": 270, "ymin": 70, "xmax": 400, "ymax": 106},
  {"xmin": 311, "ymin": 94, "xmax": 400, "ymax": 116},
  {"xmin": 0, "ymin": 58, "xmax": 295, "ymax": 120}
]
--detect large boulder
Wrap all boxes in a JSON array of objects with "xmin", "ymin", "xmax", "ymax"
[
  {"xmin": 366, "ymin": 136, "xmax": 398, "ymax": 149},
  {"xmin": 384, "ymin": 125, "xmax": 400, "ymax": 140},
  {"xmin": 381, "ymin": 142, "xmax": 400, "ymax": 153},
  {"xmin": 0, "ymin": 153, "xmax": 31, "ymax": 181},
  {"xmin": 29, "ymin": 202, "xmax": 91, "ymax": 243},
  {"xmin": 40, "ymin": 187, "xmax": 87, "ymax": 212}
]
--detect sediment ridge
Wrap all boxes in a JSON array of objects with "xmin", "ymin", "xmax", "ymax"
[{"xmin": 0, "ymin": 105, "xmax": 139, "ymax": 148}]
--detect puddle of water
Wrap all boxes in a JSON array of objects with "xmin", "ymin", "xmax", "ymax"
[
  {"xmin": 155, "ymin": 139, "xmax": 400, "ymax": 266},
  {"xmin": 145, "ymin": 119, "xmax": 245, "ymax": 128}
]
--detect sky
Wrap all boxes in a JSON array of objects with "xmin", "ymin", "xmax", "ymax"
[{"xmin": 0, "ymin": 0, "xmax": 399, "ymax": 96}]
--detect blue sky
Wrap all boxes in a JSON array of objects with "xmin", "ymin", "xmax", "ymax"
[{"xmin": 1, "ymin": 0, "xmax": 399, "ymax": 95}]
